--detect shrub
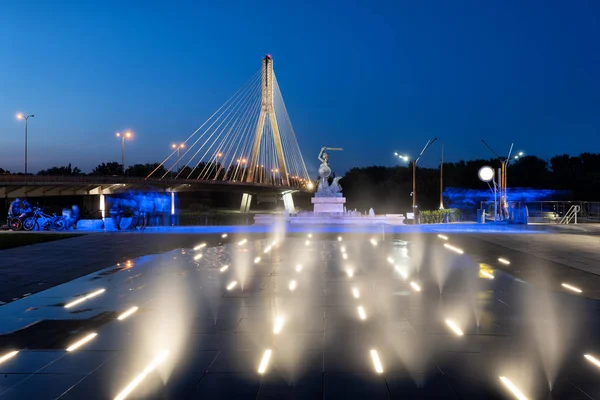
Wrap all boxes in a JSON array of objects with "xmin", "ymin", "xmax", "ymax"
[{"xmin": 419, "ymin": 208, "xmax": 462, "ymax": 224}]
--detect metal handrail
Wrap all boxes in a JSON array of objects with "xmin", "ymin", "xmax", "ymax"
[{"xmin": 558, "ymin": 205, "xmax": 580, "ymax": 224}]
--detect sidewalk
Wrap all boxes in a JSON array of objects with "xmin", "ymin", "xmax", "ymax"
[{"xmin": 0, "ymin": 232, "xmax": 230, "ymax": 303}]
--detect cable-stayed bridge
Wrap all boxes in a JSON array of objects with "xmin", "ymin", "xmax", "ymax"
[
  {"xmin": 0, "ymin": 55, "xmax": 311, "ymax": 213},
  {"xmin": 147, "ymin": 54, "xmax": 311, "ymax": 211}
]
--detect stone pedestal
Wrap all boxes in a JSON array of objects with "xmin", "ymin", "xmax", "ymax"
[{"xmin": 312, "ymin": 197, "xmax": 346, "ymax": 213}]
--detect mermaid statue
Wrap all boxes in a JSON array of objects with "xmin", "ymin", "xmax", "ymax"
[{"xmin": 316, "ymin": 146, "xmax": 343, "ymax": 197}]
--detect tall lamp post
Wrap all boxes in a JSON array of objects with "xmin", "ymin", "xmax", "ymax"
[
  {"xmin": 16, "ymin": 113, "xmax": 34, "ymax": 174},
  {"xmin": 172, "ymin": 143, "xmax": 185, "ymax": 171},
  {"xmin": 439, "ymin": 143, "xmax": 444, "ymax": 210},
  {"xmin": 116, "ymin": 131, "xmax": 133, "ymax": 173},
  {"xmin": 480, "ymin": 141, "xmax": 524, "ymax": 220},
  {"xmin": 394, "ymin": 138, "xmax": 438, "ymax": 223},
  {"xmin": 411, "ymin": 138, "xmax": 438, "ymax": 222}
]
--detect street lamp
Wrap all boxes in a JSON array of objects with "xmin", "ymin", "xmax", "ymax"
[
  {"xmin": 116, "ymin": 131, "xmax": 133, "ymax": 173},
  {"xmin": 16, "ymin": 113, "xmax": 34, "ymax": 174},
  {"xmin": 172, "ymin": 143, "xmax": 185, "ymax": 171},
  {"xmin": 478, "ymin": 165, "xmax": 498, "ymax": 221},
  {"xmin": 480, "ymin": 141, "xmax": 523, "ymax": 220},
  {"xmin": 398, "ymin": 139, "xmax": 438, "ymax": 222},
  {"xmin": 394, "ymin": 152, "xmax": 410, "ymax": 162}
]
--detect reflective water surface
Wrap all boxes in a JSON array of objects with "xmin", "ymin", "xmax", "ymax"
[{"xmin": 1, "ymin": 233, "xmax": 600, "ymax": 399}]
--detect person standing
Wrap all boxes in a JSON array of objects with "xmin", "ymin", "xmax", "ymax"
[{"xmin": 8, "ymin": 198, "xmax": 21, "ymax": 218}]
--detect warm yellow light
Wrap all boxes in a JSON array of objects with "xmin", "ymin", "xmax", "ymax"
[
  {"xmin": 220, "ymin": 265, "xmax": 229, "ymax": 272},
  {"xmin": 562, "ymin": 283, "xmax": 582, "ymax": 293},
  {"xmin": 64, "ymin": 288, "xmax": 106, "ymax": 308},
  {"xmin": 114, "ymin": 350, "xmax": 169, "ymax": 400},
  {"xmin": 307, "ymin": 182, "xmax": 314, "ymax": 189},
  {"xmin": 342, "ymin": 253, "xmax": 348, "ymax": 260},
  {"xmin": 346, "ymin": 268, "xmax": 354, "ymax": 278},
  {"xmin": 273, "ymin": 316, "xmax": 285, "ymax": 335},
  {"xmin": 254, "ymin": 257, "xmax": 261, "ymax": 264},
  {"xmin": 584, "ymin": 354, "xmax": 600, "ymax": 368},
  {"xmin": 337, "ymin": 236, "xmax": 342, "ymax": 242},
  {"xmin": 308, "ymin": 233, "xmax": 312, "ymax": 238},
  {"xmin": 444, "ymin": 244, "xmax": 464, "ymax": 254},
  {"xmin": 295, "ymin": 264, "xmax": 302, "ymax": 272},
  {"xmin": 238, "ymin": 238, "xmax": 247, "ymax": 245},
  {"xmin": 370, "ymin": 238, "xmax": 378, "ymax": 246},
  {"xmin": 172, "ymin": 144, "xmax": 177, "ymax": 149},
  {"xmin": 438, "ymin": 234, "xmax": 449, "ymax": 240},
  {"xmin": 226, "ymin": 281, "xmax": 237, "ymax": 290},
  {"xmin": 499, "ymin": 376, "xmax": 528, "ymax": 400},
  {"xmin": 340, "ymin": 246, "xmax": 346, "ymax": 253},
  {"xmin": 410, "ymin": 281, "xmax": 421, "ymax": 292},
  {"xmin": 66, "ymin": 333, "xmax": 97, "ymax": 352},
  {"xmin": 445, "ymin": 319, "xmax": 464, "ymax": 336},
  {"xmin": 498, "ymin": 258, "xmax": 510, "ymax": 265},
  {"xmin": 387, "ymin": 256, "xmax": 394, "ymax": 264},
  {"xmin": 288, "ymin": 280, "xmax": 297, "ymax": 291},
  {"xmin": 193, "ymin": 243, "xmax": 207, "ymax": 250},
  {"xmin": 257, "ymin": 349, "xmax": 272, "ymax": 374},
  {"xmin": 370, "ymin": 350, "xmax": 384, "ymax": 373},
  {"xmin": 352, "ymin": 288, "xmax": 360, "ymax": 299},
  {"xmin": 357, "ymin": 306, "xmax": 367, "ymax": 320},
  {"xmin": 16, "ymin": 113, "xmax": 23, "ymax": 120},
  {"xmin": 125, "ymin": 131, "xmax": 132, "ymax": 138},
  {"xmin": 0, "ymin": 351, "xmax": 18, "ymax": 365},
  {"xmin": 305, "ymin": 240, "xmax": 310, "ymax": 246},
  {"xmin": 193, "ymin": 254, "xmax": 202, "ymax": 261},
  {"xmin": 117, "ymin": 306, "xmax": 139, "ymax": 321},
  {"xmin": 264, "ymin": 245, "xmax": 272, "ymax": 253},
  {"xmin": 221, "ymin": 233, "xmax": 228, "ymax": 238},
  {"xmin": 481, "ymin": 270, "xmax": 495, "ymax": 280}
]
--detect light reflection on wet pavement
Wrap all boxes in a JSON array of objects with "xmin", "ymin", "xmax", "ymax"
[{"xmin": 1, "ymin": 234, "xmax": 600, "ymax": 399}]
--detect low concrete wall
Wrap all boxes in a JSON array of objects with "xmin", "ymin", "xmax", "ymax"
[
  {"xmin": 76, "ymin": 219, "xmax": 104, "ymax": 230},
  {"xmin": 254, "ymin": 214, "xmax": 406, "ymax": 225},
  {"xmin": 119, "ymin": 217, "xmax": 134, "ymax": 230},
  {"xmin": 103, "ymin": 218, "xmax": 116, "ymax": 231}
]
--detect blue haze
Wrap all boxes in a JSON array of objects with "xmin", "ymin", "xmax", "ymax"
[{"xmin": 1, "ymin": 0, "xmax": 599, "ymax": 174}]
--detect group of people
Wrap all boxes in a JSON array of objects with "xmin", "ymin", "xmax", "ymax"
[
  {"xmin": 7, "ymin": 198, "xmax": 32, "ymax": 219},
  {"xmin": 109, "ymin": 193, "xmax": 171, "ymax": 230},
  {"xmin": 7, "ymin": 198, "xmax": 80, "ymax": 230}
]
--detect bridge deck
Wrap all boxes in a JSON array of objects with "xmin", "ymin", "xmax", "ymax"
[{"xmin": 0, "ymin": 175, "xmax": 308, "ymax": 198}]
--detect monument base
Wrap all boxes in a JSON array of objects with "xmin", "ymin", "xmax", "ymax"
[{"xmin": 312, "ymin": 197, "xmax": 346, "ymax": 213}]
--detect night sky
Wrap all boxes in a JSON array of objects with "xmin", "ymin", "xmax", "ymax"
[{"xmin": 2, "ymin": 0, "xmax": 600, "ymax": 175}]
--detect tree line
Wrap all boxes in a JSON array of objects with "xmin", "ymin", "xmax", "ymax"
[
  {"xmin": 1, "ymin": 152, "xmax": 599, "ymax": 212},
  {"xmin": 341, "ymin": 152, "xmax": 600, "ymax": 213},
  {"xmin": 0, "ymin": 161, "xmax": 289, "ymax": 182}
]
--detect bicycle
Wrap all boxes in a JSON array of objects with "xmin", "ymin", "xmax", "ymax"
[
  {"xmin": 7, "ymin": 216, "xmax": 23, "ymax": 231},
  {"xmin": 23, "ymin": 207, "xmax": 66, "ymax": 231}
]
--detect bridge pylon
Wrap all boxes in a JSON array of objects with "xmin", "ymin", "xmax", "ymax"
[{"xmin": 246, "ymin": 55, "xmax": 289, "ymax": 186}]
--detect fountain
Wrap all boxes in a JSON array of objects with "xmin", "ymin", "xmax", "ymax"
[{"xmin": 255, "ymin": 146, "xmax": 406, "ymax": 225}]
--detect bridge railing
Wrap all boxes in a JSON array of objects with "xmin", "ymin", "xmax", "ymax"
[{"xmin": 0, "ymin": 174, "xmax": 309, "ymax": 192}]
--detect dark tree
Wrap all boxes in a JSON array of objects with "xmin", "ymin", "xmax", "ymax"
[
  {"xmin": 91, "ymin": 162, "xmax": 124, "ymax": 176},
  {"xmin": 37, "ymin": 163, "xmax": 83, "ymax": 176},
  {"xmin": 506, "ymin": 156, "xmax": 550, "ymax": 188},
  {"xmin": 126, "ymin": 163, "xmax": 166, "ymax": 178}
]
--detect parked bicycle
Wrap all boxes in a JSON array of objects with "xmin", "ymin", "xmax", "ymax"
[
  {"xmin": 23, "ymin": 207, "xmax": 67, "ymax": 231},
  {"xmin": 7, "ymin": 216, "xmax": 23, "ymax": 231}
]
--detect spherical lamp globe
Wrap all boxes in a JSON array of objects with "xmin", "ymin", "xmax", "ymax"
[{"xmin": 478, "ymin": 166, "xmax": 494, "ymax": 182}]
